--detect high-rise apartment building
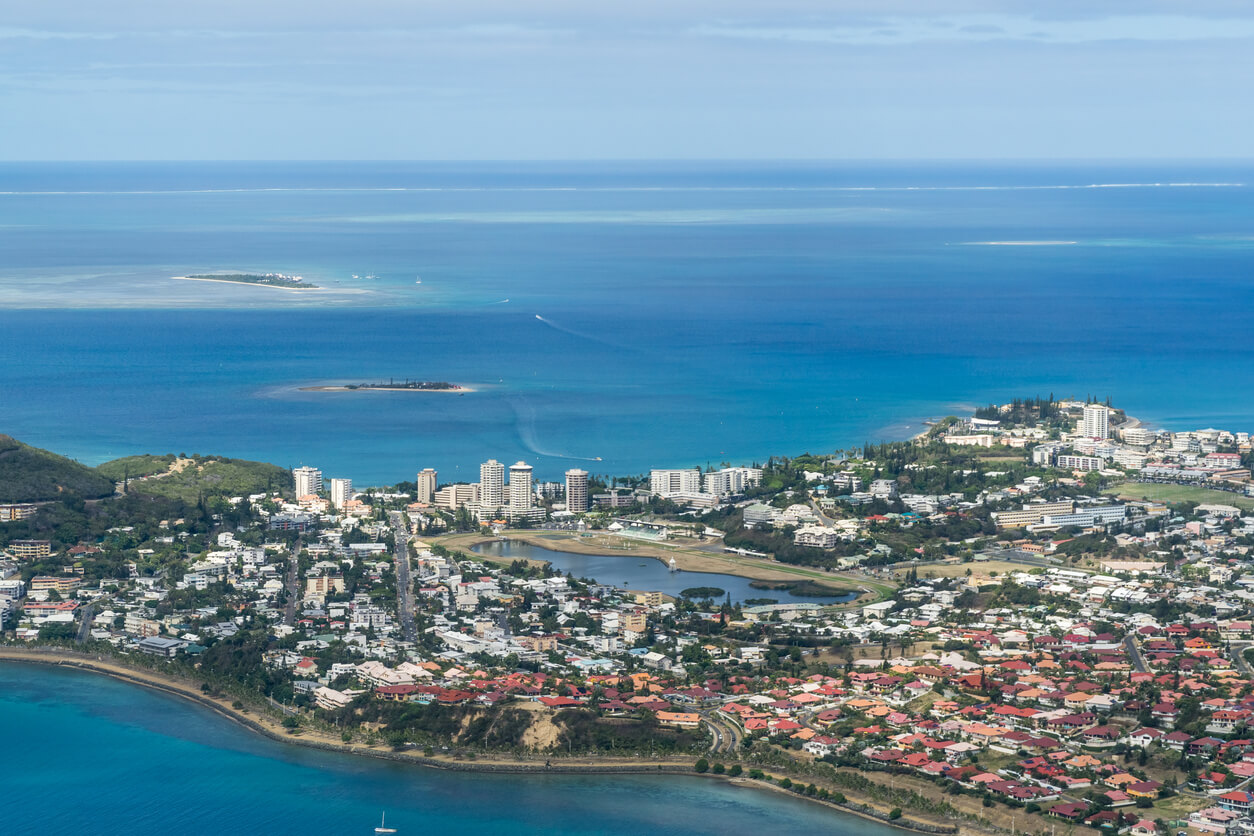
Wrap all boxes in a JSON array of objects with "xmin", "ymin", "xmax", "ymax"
[
  {"xmin": 649, "ymin": 469, "xmax": 701, "ymax": 497},
  {"xmin": 565, "ymin": 469, "xmax": 589, "ymax": 513},
  {"xmin": 479, "ymin": 459, "xmax": 505, "ymax": 511},
  {"xmin": 416, "ymin": 468, "xmax": 437, "ymax": 504},
  {"xmin": 509, "ymin": 461, "xmax": 533, "ymax": 512},
  {"xmin": 293, "ymin": 466, "xmax": 322, "ymax": 497},
  {"xmin": 1081, "ymin": 404, "xmax": 1109, "ymax": 440},
  {"xmin": 329, "ymin": 478, "xmax": 353, "ymax": 510},
  {"xmin": 435, "ymin": 484, "xmax": 479, "ymax": 510},
  {"xmin": 703, "ymin": 467, "xmax": 763, "ymax": 496}
]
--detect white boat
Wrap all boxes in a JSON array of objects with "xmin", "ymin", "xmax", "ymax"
[{"xmin": 375, "ymin": 812, "xmax": 397, "ymax": 833}]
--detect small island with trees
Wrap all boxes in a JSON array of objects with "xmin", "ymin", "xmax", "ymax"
[
  {"xmin": 177, "ymin": 273, "xmax": 320, "ymax": 290},
  {"xmin": 300, "ymin": 379, "xmax": 472, "ymax": 393}
]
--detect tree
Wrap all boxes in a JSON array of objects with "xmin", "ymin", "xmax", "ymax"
[{"xmin": 694, "ymin": 758, "xmax": 709, "ymax": 773}]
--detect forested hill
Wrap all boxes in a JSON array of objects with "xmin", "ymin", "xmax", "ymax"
[
  {"xmin": 96, "ymin": 454, "xmax": 293, "ymax": 501},
  {"xmin": 0, "ymin": 434, "xmax": 116, "ymax": 502}
]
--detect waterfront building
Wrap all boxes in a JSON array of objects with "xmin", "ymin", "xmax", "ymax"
[
  {"xmin": 508, "ymin": 461, "xmax": 533, "ymax": 512},
  {"xmin": 435, "ymin": 484, "xmax": 479, "ymax": 510},
  {"xmin": 649, "ymin": 468, "xmax": 701, "ymax": 497},
  {"xmin": 565, "ymin": 469, "xmax": 589, "ymax": 513},
  {"xmin": 416, "ymin": 468, "xmax": 437, "ymax": 504},
  {"xmin": 1082, "ymin": 404, "xmax": 1110, "ymax": 440},
  {"xmin": 480, "ymin": 459, "xmax": 505, "ymax": 511},
  {"xmin": 293, "ymin": 466, "xmax": 323, "ymax": 497},
  {"xmin": 329, "ymin": 478, "xmax": 353, "ymax": 510},
  {"xmin": 702, "ymin": 466, "xmax": 763, "ymax": 496}
]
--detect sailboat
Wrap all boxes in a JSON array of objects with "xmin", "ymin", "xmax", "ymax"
[{"xmin": 375, "ymin": 812, "xmax": 397, "ymax": 833}]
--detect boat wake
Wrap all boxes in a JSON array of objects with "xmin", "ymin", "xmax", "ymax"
[
  {"xmin": 534, "ymin": 314, "xmax": 633, "ymax": 350},
  {"xmin": 509, "ymin": 396, "xmax": 601, "ymax": 462}
]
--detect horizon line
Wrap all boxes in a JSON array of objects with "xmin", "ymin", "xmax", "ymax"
[{"xmin": 3, "ymin": 156, "xmax": 1254, "ymax": 165}]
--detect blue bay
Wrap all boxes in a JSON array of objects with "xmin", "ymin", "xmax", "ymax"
[
  {"xmin": 0, "ymin": 662, "xmax": 890, "ymax": 836},
  {"xmin": 1, "ymin": 161, "xmax": 1253, "ymax": 482}
]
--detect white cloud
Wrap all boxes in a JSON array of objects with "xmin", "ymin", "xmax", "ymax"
[{"xmin": 692, "ymin": 14, "xmax": 1254, "ymax": 45}]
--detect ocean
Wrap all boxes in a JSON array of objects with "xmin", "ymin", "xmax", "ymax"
[
  {"xmin": 0, "ymin": 662, "xmax": 897, "ymax": 836},
  {"xmin": 2, "ymin": 160, "xmax": 1253, "ymax": 483}
]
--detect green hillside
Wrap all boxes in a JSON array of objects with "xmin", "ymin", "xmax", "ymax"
[
  {"xmin": 95, "ymin": 454, "xmax": 178, "ymax": 481},
  {"xmin": 97, "ymin": 453, "xmax": 293, "ymax": 502},
  {"xmin": 0, "ymin": 434, "xmax": 116, "ymax": 502}
]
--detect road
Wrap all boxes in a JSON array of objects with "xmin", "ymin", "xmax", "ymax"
[
  {"xmin": 1232, "ymin": 642, "xmax": 1254, "ymax": 676},
  {"xmin": 701, "ymin": 708, "xmax": 742, "ymax": 754},
  {"xmin": 76, "ymin": 600, "xmax": 98, "ymax": 642},
  {"xmin": 389, "ymin": 511, "xmax": 417, "ymax": 642},
  {"xmin": 1124, "ymin": 633, "xmax": 1148, "ymax": 673},
  {"xmin": 283, "ymin": 538, "xmax": 303, "ymax": 627}
]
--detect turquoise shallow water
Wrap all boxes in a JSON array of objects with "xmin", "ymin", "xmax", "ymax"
[
  {"xmin": 0, "ymin": 662, "xmax": 892, "ymax": 836},
  {"xmin": 1, "ymin": 161, "xmax": 1253, "ymax": 482}
]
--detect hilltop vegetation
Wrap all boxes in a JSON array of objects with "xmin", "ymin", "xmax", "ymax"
[
  {"xmin": 95, "ymin": 454, "xmax": 177, "ymax": 481},
  {"xmin": 0, "ymin": 434, "xmax": 115, "ymax": 502},
  {"xmin": 97, "ymin": 453, "xmax": 293, "ymax": 502}
]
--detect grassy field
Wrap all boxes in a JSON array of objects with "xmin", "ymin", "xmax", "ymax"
[
  {"xmin": 894, "ymin": 559, "xmax": 1034, "ymax": 580},
  {"xmin": 1149, "ymin": 792, "xmax": 1207, "ymax": 821},
  {"xmin": 1104, "ymin": 482, "xmax": 1254, "ymax": 511}
]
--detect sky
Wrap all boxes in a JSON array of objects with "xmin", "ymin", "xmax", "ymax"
[{"xmin": 2, "ymin": 0, "xmax": 1252, "ymax": 160}]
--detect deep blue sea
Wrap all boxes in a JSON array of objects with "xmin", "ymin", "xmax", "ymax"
[
  {"xmin": 1, "ymin": 160, "xmax": 1253, "ymax": 483},
  {"xmin": 0, "ymin": 662, "xmax": 895, "ymax": 836}
]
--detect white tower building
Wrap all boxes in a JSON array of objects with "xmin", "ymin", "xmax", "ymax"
[
  {"xmin": 329, "ymin": 478, "xmax": 353, "ymax": 510},
  {"xmin": 509, "ymin": 461, "xmax": 534, "ymax": 512},
  {"xmin": 1082, "ymin": 404, "xmax": 1109, "ymax": 440},
  {"xmin": 416, "ymin": 468, "xmax": 437, "ymax": 504},
  {"xmin": 293, "ymin": 466, "xmax": 322, "ymax": 497},
  {"xmin": 565, "ymin": 469, "xmax": 589, "ymax": 513},
  {"xmin": 479, "ymin": 459, "xmax": 505, "ymax": 511}
]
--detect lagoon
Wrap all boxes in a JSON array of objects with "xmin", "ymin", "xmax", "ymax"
[{"xmin": 472, "ymin": 539, "xmax": 856, "ymax": 604}]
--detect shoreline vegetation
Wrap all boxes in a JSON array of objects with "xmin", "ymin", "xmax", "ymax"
[
  {"xmin": 174, "ymin": 273, "xmax": 320, "ymax": 291},
  {"xmin": 0, "ymin": 647, "xmax": 952, "ymax": 835},
  {"xmin": 301, "ymin": 380, "xmax": 474, "ymax": 393}
]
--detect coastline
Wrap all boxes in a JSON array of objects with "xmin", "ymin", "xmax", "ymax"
[
  {"xmin": 0, "ymin": 647, "xmax": 951, "ymax": 834},
  {"xmin": 440, "ymin": 531, "xmax": 888, "ymax": 604}
]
